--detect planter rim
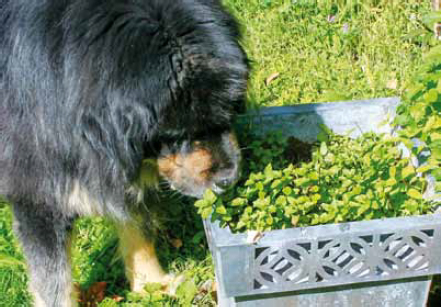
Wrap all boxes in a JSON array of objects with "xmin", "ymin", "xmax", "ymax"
[
  {"xmin": 206, "ymin": 213, "xmax": 441, "ymax": 248},
  {"xmin": 242, "ymin": 97, "xmax": 400, "ymax": 119}
]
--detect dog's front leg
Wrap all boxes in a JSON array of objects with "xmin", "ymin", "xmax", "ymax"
[
  {"xmin": 12, "ymin": 203, "xmax": 74, "ymax": 307},
  {"xmin": 116, "ymin": 223, "xmax": 172, "ymax": 293}
]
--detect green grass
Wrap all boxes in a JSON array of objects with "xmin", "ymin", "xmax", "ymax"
[
  {"xmin": 0, "ymin": 0, "xmax": 436, "ymax": 306},
  {"xmin": 0, "ymin": 203, "xmax": 32, "ymax": 306},
  {"xmin": 227, "ymin": 0, "xmax": 431, "ymax": 106},
  {"xmin": 69, "ymin": 199, "xmax": 217, "ymax": 306},
  {"xmin": 0, "ymin": 197, "xmax": 216, "ymax": 307}
]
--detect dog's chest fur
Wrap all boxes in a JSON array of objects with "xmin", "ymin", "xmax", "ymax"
[{"xmin": 66, "ymin": 159, "xmax": 160, "ymax": 217}]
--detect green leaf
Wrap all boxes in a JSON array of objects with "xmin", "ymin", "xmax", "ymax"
[
  {"xmin": 144, "ymin": 282, "xmax": 163, "ymax": 294},
  {"xmin": 264, "ymin": 164, "xmax": 274, "ymax": 178},
  {"xmin": 395, "ymin": 113, "xmax": 411, "ymax": 126},
  {"xmin": 432, "ymin": 147, "xmax": 441, "ymax": 160},
  {"xmin": 402, "ymin": 165, "xmax": 415, "ymax": 178},
  {"xmin": 311, "ymin": 194, "xmax": 321, "ymax": 203},
  {"xmin": 192, "ymin": 231, "xmax": 206, "ymax": 244},
  {"xmin": 407, "ymin": 189, "xmax": 423, "ymax": 200},
  {"xmin": 320, "ymin": 142, "xmax": 328, "ymax": 156},
  {"xmin": 271, "ymin": 179, "xmax": 282, "ymax": 189},
  {"xmin": 266, "ymin": 215, "xmax": 274, "ymax": 225},
  {"xmin": 319, "ymin": 124, "xmax": 333, "ymax": 135},
  {"xmin": 409, "ymin": 103, "xmax": 426, "ymax": 121},
  {"xmin": 416, "ymin": 164, "xmax": 435, "ymax": 173},
  {"xmin": 310, "ymin": 185, "xmax": 319, "ymax": 193},
  {"xmin": 176, "ymin": 279, "xmax": 198, "ymax": 306},
  {"xmin": 231, "ymin": 198, "xmax": 247, "ymax": 207},
  {"xmin": 216, "ymin": 205, "xmax": 227, "ymax": 215},
  {"xmin": 282, "ymin": 186, "xmax": 293, "ymax": 196},
  {"xmin": 357, "ymin": 203, "xmax": 370, "ymax": 216},
  {"xmin": 431, "ymin": 132, "xmax": 441, "ymax": 141},
  {"xmin": 432, "ymin": 168, "xmax": 441, "ymax": 181},
  {"xmin": 385, "ymin": 178, "xmax": 397, "ymax": 187},
  {"xmin": 317, "ymin": 124, "xmax": 332, "ymax": 142},
  {"xmin": 203, "ymin": 189, "xmax": 217, "ymax": 205},
  {"xmin": 201, "ymin": 207, "xmax": 213, "ymax": 219},
  {"xmin": 317, "ymin": 131, "xmax": 329, "ymax": 142},
  {"xmin": 291, "ymin": 215, "xmax": 300, "ymax": 226},
  {"xmin": 389, "ymin": 166, "xmax": 396, "ymax": 178},
  {"xmin": 276, "ymin": 195, "xmax": 287, "ymax": 206},
  {"xmin": 254, "ymin": 197, "xmax": 270, "ymax": 209},
  {"xmin": 424, "ymin": 89, "xmax": 438, "ymax": 103},
  {"xmin": 308, "ymin": 172, "xmax": 319, "ymax": 180},
  {"xmin": 194, "ymin": 199, "xmax": 207, "ymax": 209},
  {"xmin": 405, "ymin": 201, "xmax": 419, "ymax": 213}
]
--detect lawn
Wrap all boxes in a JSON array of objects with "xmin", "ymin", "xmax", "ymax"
[{"xmin": 0, "ymin": 0, "xmax": 435, "ymax": 306}]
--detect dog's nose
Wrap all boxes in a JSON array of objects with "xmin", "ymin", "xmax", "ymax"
[
  {"xmin": 216, "ymin": 177, "xmax": 235, "ymax": 189},
  {"xmin": 214, "ymin": 167, "xmax": 239, "ymax": 190}
]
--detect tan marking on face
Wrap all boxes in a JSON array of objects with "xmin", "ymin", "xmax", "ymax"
[
  {"xmin": 157, "ymin": 147, "xmax": 214, "ymax": 186},
  {"xmin": 117, "ymin": 223, "xmax": 170, "ymax": 292}
]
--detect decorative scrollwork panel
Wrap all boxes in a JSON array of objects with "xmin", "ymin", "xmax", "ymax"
[{"xmin": 252, "ymin": 229, "xmax": 434, "ymax": 291}]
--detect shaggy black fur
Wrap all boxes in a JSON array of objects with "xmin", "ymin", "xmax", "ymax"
[{"xmin": 0, "ymin": 0, "xmax": 248, "ymax": 305}]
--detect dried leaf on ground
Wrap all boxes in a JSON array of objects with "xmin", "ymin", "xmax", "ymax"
[
  {"xmin": 111, "ymin": 295, "xmax": 124, "ymax": 302},
  {"xmin": 265, "ymin": 72, "xmax": 280, "ymax": 85},
  {"xmin": 171, "ymin": 238, "xmax": 183, "ymax": 248},
  {"xmin": 386, "ymin": 79, "xmax": 398, "ymax": 90},
  {"xmin": 77, "ymin": 281, "xmax": 107, "ymax": 307}
]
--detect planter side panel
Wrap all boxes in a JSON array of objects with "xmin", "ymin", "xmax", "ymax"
[
  {"xmin": 232, "ymin": 277, "xmax": 431, "ymax": 307},
  {"xmin": 214, "ymin": 218, "xmax": 441, "ymax": 297}
]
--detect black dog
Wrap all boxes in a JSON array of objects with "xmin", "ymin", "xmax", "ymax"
[{"xmin": 0, "ymin": 0, "xmax": 248, "ymax": 305}]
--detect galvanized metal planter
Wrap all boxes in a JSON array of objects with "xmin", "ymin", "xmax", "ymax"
[{"xmin": 204, "ymin": 98, "xmax": 441, "ymax": 307}]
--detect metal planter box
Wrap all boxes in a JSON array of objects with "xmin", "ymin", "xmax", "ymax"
[{"xmin": 203, "ymin": 98, "xmax": 441, "ymax": 307}]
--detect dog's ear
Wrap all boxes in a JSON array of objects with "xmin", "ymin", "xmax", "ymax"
[{"xmin": 167, "ymin": 49, "xmax": 188, "ymax": 104}]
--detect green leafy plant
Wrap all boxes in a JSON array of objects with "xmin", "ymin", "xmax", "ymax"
[
  {"xmin": 195, "ymin": 130, "xmax": 436, "ymax": 233},
  {"xmin": 394, "ymin": 60, "xmax": 441, "ymax": 194}
]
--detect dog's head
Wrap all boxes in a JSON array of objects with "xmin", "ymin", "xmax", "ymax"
[
  {"xmin": 156, "ymin": 132, "xmax": 241, "ymax": 198},
  {"xmin": 148, "ymin": 2, "xmax": 248, "ymax": 198},
  {"xmin": 67, "ymin": 1, "xmax": 248, "ymax": 198}
]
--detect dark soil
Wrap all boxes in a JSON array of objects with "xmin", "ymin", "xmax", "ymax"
[{"xmin": 283, "ymin": 136, "xmax": 314, "ymax": 164}]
